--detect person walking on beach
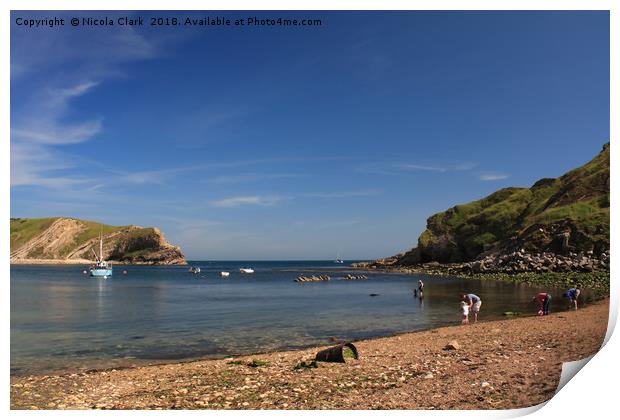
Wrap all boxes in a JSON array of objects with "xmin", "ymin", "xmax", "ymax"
[
  {"xmin": 532, "ymin": 292, "xmax": 551, "ymax": 315},
  {"xmin": 462, "ymin": 293, "xmax": 482, "ymax": 322},
  {"xmin": 564, "ymin": 285, "xmax": 581, "ymax": 309}
]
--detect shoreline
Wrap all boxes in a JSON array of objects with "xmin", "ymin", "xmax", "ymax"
[
  {"xmin": 7, "ymin": 311, "xmax": 547, "ymax": 379},
  {"xmin": 359, "ymin": 265, "xmax": 611, "ymax": 294},
  {"xmin": 11, "ymin": 296, "xmax": 607, "ymax": 379},
  {"xmin": 11, "ymin": 299, "xmax": 609, "ymax": 410},
  {"xmin": 10, "ymin": 259, "xmax": 187, "ymax": 266}
]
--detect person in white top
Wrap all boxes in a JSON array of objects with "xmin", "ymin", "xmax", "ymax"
[
  {"xmin": 460, "ymin": 300, "xmax": 470, "ymax": 324},
  {"xmin": 462, "ymin": 293, "xmax": 482, "ymax": 322}
]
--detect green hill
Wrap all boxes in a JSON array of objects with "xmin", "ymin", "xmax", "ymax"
[
  {"xmin": 10, "ymin": 217, "xmax": 186, "ymax": 265},
  {"xmin": 397, "ymin": 143, "xmax": 609, "ymax": 265}
]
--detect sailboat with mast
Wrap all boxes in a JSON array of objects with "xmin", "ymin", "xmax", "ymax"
[
  {"xmin": 334, "ymin": 252, "xmax": 344, "ymax": 264},
  {"xmin": 89, "ymin": 232, "xmax": 113, "ymax": 278}
]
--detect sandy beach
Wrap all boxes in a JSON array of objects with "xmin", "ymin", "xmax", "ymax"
[{"xmin": 10, "ymin": 299, "xmax": 608, "ymax": 410}]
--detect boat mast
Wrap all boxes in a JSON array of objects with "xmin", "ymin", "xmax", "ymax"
[{"xmin": 99, "ymin": 230, "xmax": 103, "ymax": 262}]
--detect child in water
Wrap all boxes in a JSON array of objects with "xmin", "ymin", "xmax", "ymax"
[{"xmin": 460, "ymin": 300, "xmax": 470, "ymax": 324}]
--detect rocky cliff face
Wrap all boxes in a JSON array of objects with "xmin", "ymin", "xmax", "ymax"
[
  {"xmin": 374, "ymin": 144, "xmax": 610, "ymax": 270},
  {"xmin": 10, "ymin": 218, "xmax": 186, "ymax": 265}
]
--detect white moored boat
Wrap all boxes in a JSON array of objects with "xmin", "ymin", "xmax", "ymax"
[
  {"xmin": 89, "ymin": 233, "xmax": 113, "ymax": 278},
  {"xmin": 239, "ymin": 268, "xmax": 254, "ymax": 274},
  {"xmin": 220, "ymin": 271, "xmax": 230, "ymax": 277}
]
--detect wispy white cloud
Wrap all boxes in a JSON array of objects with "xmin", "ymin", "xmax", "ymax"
[
  {"xmin": 209, "ymin": 190, "xmax": 383, "ymax": 207},
  {"xmin": 89, "ymin": 157, "xmax": 360, "ymax": 191},
  {"xmin": 11, "ymin": 23, "xmax": 161, "ymax": 190},
  {"xmin": 294, "ymin": 219, "xmax": 362, "ymax": 229},
  {"xmin": 13, "ymin": 78, "xmax": 101, "ymax": 139},
  {"xmin": 12, "ymin": 149, "xmax": 82, "ymax": 187},
  {"xmin": 11, "ymin": 20, "xmax": 160, "ymax": 81},
  {"xmin": 207, "ymin": 173, "xmax": 306, "ymax": 184},
  {"xmin": 12, "ymin": 118, "xmax": 103, "ymax": 145},
  {"xmin": 98, "ymin": 165, "xmax": 304, "ymax": 188},
  {"xmin": 107, "ymin": 155, "xmax": 368, "ymax": 186},
  {"xmin": 453, "ymin": 162, "xmax": 478, "ymax": 171},
  {"xmin": 358, "ymin": 160, "xmax": 477, "ymax": 176},
  {"xmin": 209, "ymin": 195, "xmax": 283, "ymax": 208},
  {"xmin": 208, "ymin": 190, "xmax": 382, "ymax": 208},
  {"xmin": 301, "ymin": 190, "xmax": 382, "ymax": 199},
  {"xmin": 480, "ymin": 173, "xmax": 509, "ymax": 181},
  {"xmin": 10, "ymin": 80, "xmax": 103, "ymax": 187},
  {"xmin": 103, "ymin": 166, "xmax": 199, "ymax": 186},
  {"xmin": 396, "ymin": 164, "xmax": 449, "ymax": 172},
  {"xmin": 55, "ymin": 81, "xmax": 100, "ymax": 103},
  {"xmin": 395, "ymin": 161, "xmax": 477, "ymax": 173}
]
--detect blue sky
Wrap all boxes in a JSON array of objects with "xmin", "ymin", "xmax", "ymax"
[{"xmin": 10, "ymin": 11, "xmax": 609, "ymax": 260}]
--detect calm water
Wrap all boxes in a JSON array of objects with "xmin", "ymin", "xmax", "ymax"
[{"xmin": 11, "ymin": 261, "xmax": 575, "ymax": 376}]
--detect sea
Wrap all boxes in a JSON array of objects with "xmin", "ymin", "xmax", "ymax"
[{"xmin": 10, "ymin": 261, "xmax": 576, "ymax": 376}]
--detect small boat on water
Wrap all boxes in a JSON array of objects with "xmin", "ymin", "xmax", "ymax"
[
  {"xmin": 89, "ymin": 234, "xmax": 113, "ymax": 278},
  {"xmin": 188, "ymin": 266, "xmax": 201, "ymax": 274},
  {"xmin": 334, "ymin": 252, "xmax": 344, "ymax": 264},
  {"xmin": 220, "ymin": 271, "xmax": 230, "ymax": 277},
  {"xmin": 239, "ymin": 268, "xmax": 254, "ymax": 274}
]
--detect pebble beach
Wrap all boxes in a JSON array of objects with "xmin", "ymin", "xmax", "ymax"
[{"xmin": 10, "ymin": 299, "xmax": 609, "ymax": 410}]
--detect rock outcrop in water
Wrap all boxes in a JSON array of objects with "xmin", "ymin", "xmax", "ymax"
[
  {"xmin": 357, "ymin": 144, "xmax": 609, "ymax": 274},
  {"xmin": 10, "ymin": 217, "xmax": 186, "ymax": 265},
  {"xmin": 295, "ymin": 275, "xmax": 330, "ymax": 283}
]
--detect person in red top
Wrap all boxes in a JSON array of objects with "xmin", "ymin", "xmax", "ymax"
[{"xmin": 532, "ymin": 292, "xmax": 552, "ymax": 315}]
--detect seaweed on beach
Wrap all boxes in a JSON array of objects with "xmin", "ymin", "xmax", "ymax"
[
  {"xmin": 293, "ymin": 360, "xmax": 318, "ymax": 370},
  {"xmin": 247, "ymin": 359, "xmax": 269, "ymax": 368},
  {"xmin": 464, "ymin": 271, "xmax": 610, "ymax": 295},
  {"xmin": 342, "ymin": 347, "xmax": 356, "ymax": 360}
]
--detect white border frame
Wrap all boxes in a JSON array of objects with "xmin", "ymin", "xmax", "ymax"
[{"xmin": 2, "ymin": 2, "xmax": 617, "ymax": 419}]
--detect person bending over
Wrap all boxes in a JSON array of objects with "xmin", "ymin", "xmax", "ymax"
[
  {"xmin": 532, "ymin": 292, "xmax": 551, "ymax": 315},
  {"xmin": 564, "ymin": 285, "xmax": 581, "ymax": 310},
  {"xmin": 462, "ymin": 293, "xmax": 482, "ymax": 323}
]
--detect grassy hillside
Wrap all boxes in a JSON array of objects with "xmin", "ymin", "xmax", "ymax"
[
  {"xmin": 70, "ymin": 220, "xmax": 129, "ymax": 248},
  {"xmin": 10, "ymin": 218, "xmax": 57, "ymax": 251},
  {"xmin": 10, "ymin": 217, "xmax": 186, "ymax": 265},
  {"xmin": 398, "ymin": 143, "xmax": 609, "ymax": 264}
]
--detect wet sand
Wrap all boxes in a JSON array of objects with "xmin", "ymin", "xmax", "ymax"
[{"xmin": 10, "ymin": 299, "xmax": 608, "ymax": 410}]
